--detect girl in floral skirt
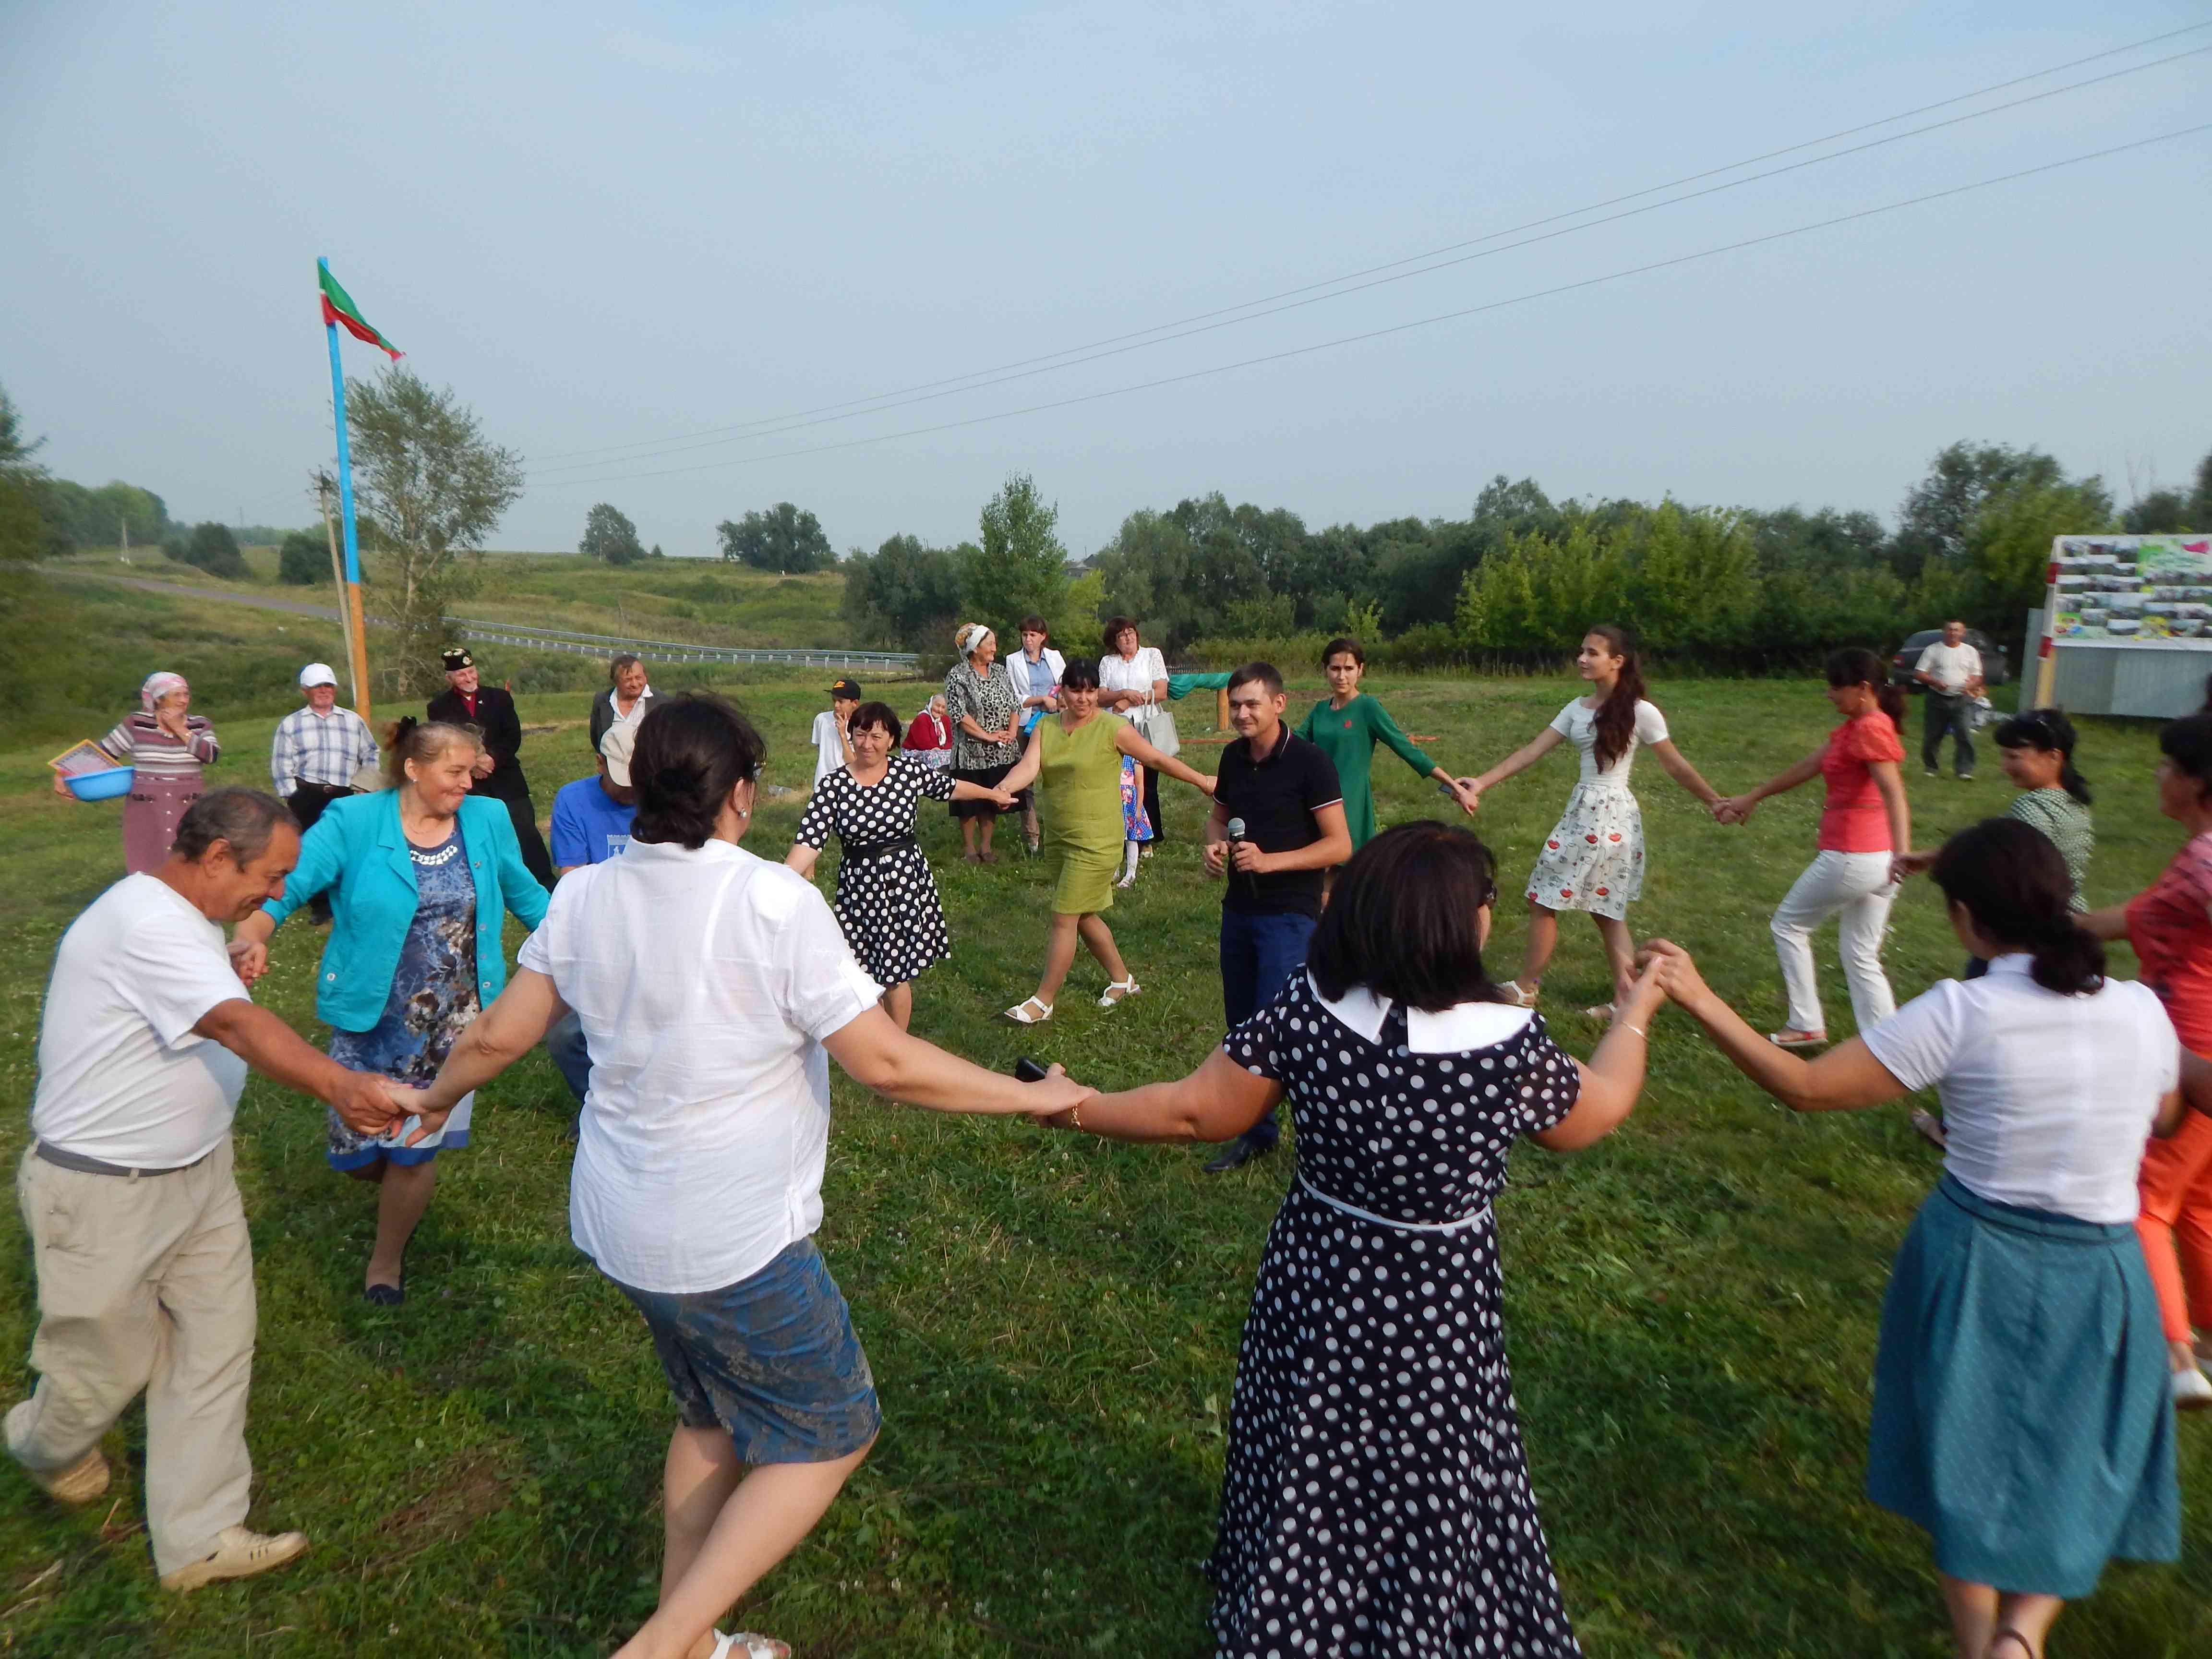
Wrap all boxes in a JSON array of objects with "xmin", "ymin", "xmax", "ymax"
[{"xmin": 1464, "ymin": 625, "xmax": 1728, "ymax": 1016}]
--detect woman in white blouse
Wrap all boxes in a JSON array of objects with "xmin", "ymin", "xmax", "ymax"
[
  {"xmin": 1646, "ymin": 817, "xmax": 2181, "ymax": 1659},
  {"xmin": 1099, "ymin": 616, "xmax": 1173, "ymax": 847},
  {"xmin": 399, "ymin": 695, "xmax": 1086, "ymax": 1659}
]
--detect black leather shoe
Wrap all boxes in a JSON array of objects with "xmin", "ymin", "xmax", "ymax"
[{"xmin": 1203, "ymin": 1136, "xmax": 1274, "ymax": 1174}]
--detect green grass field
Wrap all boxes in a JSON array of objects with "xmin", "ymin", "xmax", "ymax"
[
  {"xmin": 41, "ymin": 549, "xmax": 853, "ymax": 652},
  {"xmin": 2, "ymin": 670, "xmax": 2209, "ymax": 1658}
]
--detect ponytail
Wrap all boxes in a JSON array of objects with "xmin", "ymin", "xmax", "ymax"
[
  {"xmin": 1930, "ymin": 819, "xmax": 2104, "ymax": 996},
  {"xmin": 1993, "ymin": 708, "xmax": 2091, "ymax": 805},
  {"xmin": 1586, "ymin": 623, "xmax": 1647, "ymax": 771},
  {"xmin": 1828, "ymin": 648, "xmax": 1904, "ymax": 734}
]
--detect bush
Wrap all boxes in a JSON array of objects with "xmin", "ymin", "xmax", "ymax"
[
  {"xmin": 168, "ymin": 521, "xmax": 247, "ymax": 579},
  {"xmin": 278, "ymin": 530, "xmax": 328, "ymax": 586}
]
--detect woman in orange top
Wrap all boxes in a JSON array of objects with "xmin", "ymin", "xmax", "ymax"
[
  {"xmin": 1718, "ymin": 649, "xmax": 1912, "ymax": 1048},
  {"xmin": 2082, "ymin": 711, "xmax": 2212, "ymax": 1406}
]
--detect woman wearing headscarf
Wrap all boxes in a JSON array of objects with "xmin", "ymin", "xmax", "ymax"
[
  {"xmin": 941, "ymin": 623, "xmax": 1021, "ymax": 864},
  {"xmin": 84, "ymin": 672, "xmax": 221, "ymax": 875},
  {"xmin": 227, "ymin": 717, "xmax": 549, "ymax": 1303}
]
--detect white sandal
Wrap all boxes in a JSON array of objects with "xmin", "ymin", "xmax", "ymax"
[
  {"xmin": 1768, "ymin": 1028, "xmax": 1827, "ymax": 1050},
  {"xmin": 1501, "ymin": 980, "xmax": 1539, "ymax": 1009},
  {"xmin": 1098, "ymin": 976, "xmax": 1140, "ymax": 1008},
  {"xmin": 710, "ymin": 1635, "xmax": 792, "ymax": 1659},
  {"xmin": 1004, "ymin": 996, "xmax": 1054, "ymax": 1025}
]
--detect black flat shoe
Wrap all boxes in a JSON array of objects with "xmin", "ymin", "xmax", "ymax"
[
  {"xmin": 362, "ymin": 1280, "xmax": 404, "ymax": 1307},
  {"xmin": 1203, "ymin": 1137, "xmax": 1273, "ymax": 1174}
]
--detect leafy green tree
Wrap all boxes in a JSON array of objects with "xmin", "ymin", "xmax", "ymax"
[
  {"xmin": 965, "ymin": 472, "xmax": 1068, "ymax": 624},
  {"xmin": 650, "ymin": 542, "xmax": 665, "ymax": 559},
  {"xmin": 278, "ymin": 529, "xmax": 329, "ymax": 586},
  {"xmin": 2123, "ymin": 489, "xmax": 2192, "ymax": 534},
  {"xmin": 840, "ymin": 531, "xmax": 965, "ymax": 650},
  {"xmin": 1955, "ymin": 478, "xmax": 2117, "ymax": 638},
  {"xmin": 176, "ymin": 521, "xmax": 247, "ymax": 579},
  {"xmin": 345, "ymin": 366, "xmax": 524, "ymax": 695},
  {"xmin": 580, "ymin": 502, "xmax": 647, "ymax": 565},
  {"xmin": 718, "ymin": 503, "xmax": 832, "ymax": 571},
  {"xmin": 0, "ymin": 385, "xmax": 57, "ymax": 713},
  {"xmin": 1743, "ymin": 505, "xmax": 1889, "ymax": 570},
  {"xmin": 1892, "ymin": 443, "xmax": 2095, "ymax": 575},
  {"xmin": 0, "ymin": 384, "xmax": 51, "ymax": 564},
  {"xmin": 2190, "ymin": 449, "xmax": 2212, "ymax": 530}
]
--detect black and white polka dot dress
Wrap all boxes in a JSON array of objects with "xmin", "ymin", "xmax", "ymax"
[
  {"xmin": 1213, "ymin": 972, "xmax": 1585, "ymax": 1658},
  {"xmin": 793, "ymin": 756, "xmax": 959, "ymax": 987}
]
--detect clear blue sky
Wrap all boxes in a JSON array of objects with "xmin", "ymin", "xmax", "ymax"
[{"xmin": 4, "ymin": 1, "xmax": 2208, "ymax": 556}]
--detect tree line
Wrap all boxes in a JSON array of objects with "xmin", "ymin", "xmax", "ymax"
[{"xmin": 838, "ymin": 442, "xmax": 2210, "ymax": 670}]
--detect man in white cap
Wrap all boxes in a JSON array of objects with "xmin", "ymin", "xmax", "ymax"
[
  {"xmin": 268, "ymin": 664, "xmax": 379, "ymax": 924},
  {"xmin": 543, "ymin": 723, "xmax": 641, "ymax": 1110}
]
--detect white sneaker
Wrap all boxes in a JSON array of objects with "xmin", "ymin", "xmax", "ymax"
[
  {"xmin": 159, "ymin": 1525, "xmax": 309, "ymax": 1592},
  {"xmin": 2171, "ymin": 1366, "xmax": 2212, "ymax": 1411}
]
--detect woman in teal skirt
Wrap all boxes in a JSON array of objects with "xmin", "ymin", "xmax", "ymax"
[
  {"xmin": 1295, "ymin": 637, "xmax": 1479, "ymax": 846},
  {"xmin": 1644, "ymin": 817, "xmax": 2182, "ymax": 1659}
]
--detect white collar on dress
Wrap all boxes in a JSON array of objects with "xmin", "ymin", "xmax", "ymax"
[{"xmin": 1307, "ymin": 971, "xmax": 1535, "ymax": 1053}]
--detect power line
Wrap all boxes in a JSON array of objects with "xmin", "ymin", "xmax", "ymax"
[
  {"xmin": 523, "ymin": 20, "xmax": 2212, "ymax": 471},
  {"xmin": 528, "ymin": 121, "xmax": 2212, "ymax": 493},
  {"xmin": 525, "ymin": 39, "xmax": 2212, "ymax": 481}
]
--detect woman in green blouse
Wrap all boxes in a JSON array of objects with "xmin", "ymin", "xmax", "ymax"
[
  {"xmin": 994, "ymin": 660, "xmax": 1216, "ymax": 1024},
  {"xmin": 1295, "ymin": 638, "xmax": 1479, "ymax": 848}
]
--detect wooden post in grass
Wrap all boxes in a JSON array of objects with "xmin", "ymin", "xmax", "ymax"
[{"xmin": 316, "ymin": 471, "xmax": 366, "ymax": 716}]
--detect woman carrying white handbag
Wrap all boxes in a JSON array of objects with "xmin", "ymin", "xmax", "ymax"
[{"xmin": 1100, "ymin": 617, "xmax": 1177, "ymax": 852}]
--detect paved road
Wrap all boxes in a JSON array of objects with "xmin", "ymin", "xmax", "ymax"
[{"xmin": 45, "ymin": 569, "xmax": 350, "ymax": 622}]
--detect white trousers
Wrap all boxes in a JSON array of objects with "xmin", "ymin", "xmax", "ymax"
[{"xmin": 1770, "ymin": 849, "xmax": 1898, "ymax": 1036}]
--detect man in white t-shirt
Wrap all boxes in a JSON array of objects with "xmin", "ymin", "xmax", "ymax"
[
  {"xmin": 8, "ymin": 789, "xmax": 405, "ymax": 1592},
  {"xmin": 1914, "ymin": 619, "xmax": 1984, "ymax": 781},
  {"xmin": 811, "ymin": 677, "xmax": 861, "ymax": 788}
]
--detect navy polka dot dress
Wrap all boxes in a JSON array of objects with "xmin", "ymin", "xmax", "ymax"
[{"xmin": 1213, "ymin": 972, "xmax": 1584, "ymax": 1658}]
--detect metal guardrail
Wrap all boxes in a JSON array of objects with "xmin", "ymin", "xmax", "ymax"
[{"xmin": 446, "ymin": 617, "xmax": 919, "ymax": 672}]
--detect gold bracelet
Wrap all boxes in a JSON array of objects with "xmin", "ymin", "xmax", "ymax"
[{"xmin": 1068, "ymin": 1101, "xmax": 1084, "ymax": 1131}]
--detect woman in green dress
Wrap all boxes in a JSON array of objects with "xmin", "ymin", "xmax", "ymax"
[
  {"xmin": 1296, "ymin": 637, "xmax": 1479, "ymax": 848},
  {"xmin": 994, "ymin": 659, "xmax": 1216, "ymax": 1024}
]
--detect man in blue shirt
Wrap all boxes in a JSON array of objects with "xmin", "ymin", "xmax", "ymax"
[{"xmin": 543, "ymin": 725, "xmax": 639, "ymax": 1108}]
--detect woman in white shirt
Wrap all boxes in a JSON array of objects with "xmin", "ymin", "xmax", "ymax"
[
  {"xmin": 399, "ymin": 695, "xmax": 1086, "ymax": 1659},
  {"xmin": 1099, "ymin": 617, "xmax": 1173, "ymax": 847},
  {"xmin": 1462, "ymin": 625, "xmax": 1726, "ymax": 1017},
  {"xmin": 1646, "ymin": 817, "xmax": 2182, "ymax": 1659},
  {"xmin": 1004, "ymin": 614, "xmax": 1065, "ymax": 854}
]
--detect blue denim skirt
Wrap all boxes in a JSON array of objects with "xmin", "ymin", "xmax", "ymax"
[
  {"xmin": 1867, "ymin": 1175, "xmax": 2177, "ymax": 1596},
  {"xmin": 609, "ymin": 1238, "xmax": 880, "ymax": 1464}
]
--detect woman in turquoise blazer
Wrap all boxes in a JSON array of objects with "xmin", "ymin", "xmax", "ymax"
[{"xmin": 232, "ymin": 718, "xmax": 548, "ymax": 1303}]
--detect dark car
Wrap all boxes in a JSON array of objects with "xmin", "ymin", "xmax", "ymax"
[{"xmin": 1892, "ymin": 628, "xmax": 2009, "ymax": 691}]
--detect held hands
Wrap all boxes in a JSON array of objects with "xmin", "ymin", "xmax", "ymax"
[
  {"xmin": 1021, "ymin": 1062, "xmax": 1095, "ymax": 1127},
  {"xmin": 227, "ymin": 938, "xmax": 269, "ymax": 987},
  {"xmin": 986, "ymin": 787, "xmax": 1021, "ymax": 809},
  {"xmin": 1635, "ymin": 938, "xmax": 1712, "ymax": 1013},
  {"xmin": 1712, "ymin": 795, "xmax": 1757, "ymax": 825},
  {"xmin": 470, "ymin": 753, "xmax": 495, "ymax": 780},
  {"xmin": 329, "ymin": 1070, "xmax": 412, "ymax": 1138},
  {"xmin": 1446, "ymin": 779, "xmax": 1481, "ymax": 815},
  {"xmin": 1195, "ymin": 774, "xmax": 1218, "ymax": 797}
]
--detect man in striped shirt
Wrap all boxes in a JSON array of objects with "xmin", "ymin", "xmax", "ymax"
[{"xmin": 268, "ymin": 664, "xmax": 378, "ymax": 923}]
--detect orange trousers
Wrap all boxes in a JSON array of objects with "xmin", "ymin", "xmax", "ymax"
[{"xmin": 2136, "ymin": 1108, "xmax": 2212, "ymax": 1345}]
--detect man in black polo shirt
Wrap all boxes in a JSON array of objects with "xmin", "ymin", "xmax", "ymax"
[{"xmin": 1202, "ymin": 661, "xmax": 1351, "ymax": 1172}]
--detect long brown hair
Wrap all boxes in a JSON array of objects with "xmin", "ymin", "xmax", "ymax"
[
  {"xmin": 1586, "ymin": 624, "xmax": 1647, "ymax": 771},
  {"xmin": 1827, "ymin": 648, "xmax": 1906, "ymax": 733}
]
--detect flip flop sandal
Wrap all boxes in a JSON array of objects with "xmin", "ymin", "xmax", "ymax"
[
  {"xmin": 1768, "ymin": 1030, "xmax": 1827, "ymax": 1050},
  {"xmin": 1003, "ymin": 997, "xmax": 1054, "ymax": 1025}
]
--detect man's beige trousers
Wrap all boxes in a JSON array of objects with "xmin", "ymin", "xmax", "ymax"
[{"xmin": 8, "ymin": 1139, "xmax": 256, "ymax": 1576}]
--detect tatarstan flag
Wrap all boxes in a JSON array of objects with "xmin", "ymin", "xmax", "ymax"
[{"xmin": 319, "ymin": 265, "xmax": 402, "ymax": 360}]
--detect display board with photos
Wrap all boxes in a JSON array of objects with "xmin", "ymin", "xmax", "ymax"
[{"xmin": 2047, "ymin": 533, "xmax": 2212, "ymax": 648}]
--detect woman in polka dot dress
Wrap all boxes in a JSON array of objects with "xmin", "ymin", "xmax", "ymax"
[
  {"xmin": 1462, "ymin": 625, "xmax": 1726, "ymax": 1019},
  {"xmin": 786, "ymin": 702, "xmax": 1015, "ymax": 1031},
  {"xmin": 1036, "ymin": 822, "xmax": 1665, "ymax": 1657}
]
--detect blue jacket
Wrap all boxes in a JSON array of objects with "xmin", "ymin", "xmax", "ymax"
[{"xmin": 263, "ymin": 791, "xmax": 550, "ymax": 1032}]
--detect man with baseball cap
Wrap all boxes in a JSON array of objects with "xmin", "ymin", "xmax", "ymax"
[
  {"xmin": 542, "ymin": 724, "xmax": 641, "ymax": 1111},
  {"xmin": 426, "ymin": 646, "xmax": 554, "ymax": 888},
  {"xmin": 268, "ymin": 664, "xmax": 379, "ymax": 925},
  {"xmin": 812, "ymin": 677, "xmax": 862, "ymax": 788}
]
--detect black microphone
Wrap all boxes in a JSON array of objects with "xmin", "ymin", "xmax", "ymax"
[
  {"xmin": 1225, "ymin": 816, "xmax": 1248, "ymax": 895},
  {"xmin": 1012, "ymin": 1056, "xmax": 1049, "ymax": 1083}
]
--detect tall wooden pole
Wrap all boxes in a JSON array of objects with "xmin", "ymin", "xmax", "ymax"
[
  {"xmin": 316, "ymin": 472, "xmax": 365, "ymax": 711},
  {"xmin": 321, "ymin": 257, "xmax": 374, "ymax": 727}
]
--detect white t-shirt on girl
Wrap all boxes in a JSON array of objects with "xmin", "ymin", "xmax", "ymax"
[{"xmin": 1549, "ymin": 697, "xmax": 1668, "ymax": 786}]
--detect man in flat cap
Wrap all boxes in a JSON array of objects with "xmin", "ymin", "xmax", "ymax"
[{"xmin": 425, "ymin": 648, "xmax": 554, "ymax": 887}]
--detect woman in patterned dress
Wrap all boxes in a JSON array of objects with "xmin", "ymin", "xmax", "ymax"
[
  {"xmin": 1463, "ymin": 625, "xmax": 1726, "ymax": 1017},
  {"xmin": 786, "ymin": 702, "xmax": 1016, "ymax": 1031},
  {"xmin": 942, "ymin": 623, "xmax": 1022, "ymax": 864},
  {"xmin": 77, "ymin": 671, "xmax": 221, "ymax": 874},
  {"xmin": 1031, "ymin": 822, "xmax": 1664, "ymax": 1657},
  {"xmin": 228, "ymin": 719, "xmax": 548, "ymax": 1303}
]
